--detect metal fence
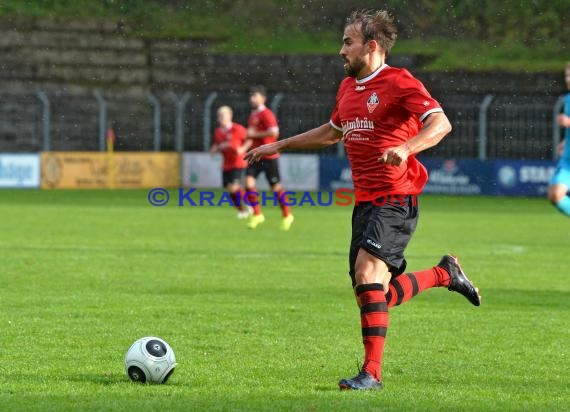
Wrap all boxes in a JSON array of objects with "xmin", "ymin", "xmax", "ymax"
[{"xmin": 0, "ymin": 90, "xmax": 564, "ymax": 160}]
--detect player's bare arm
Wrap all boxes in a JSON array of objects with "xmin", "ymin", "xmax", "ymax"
[
  {"xmin": 247, "ymin": 127, "xmax": 279, "ymax": 139},
  {"xmin": 378, "ymin": 112, "xmax": 452, "ymax": 166},
  {"xmin": 237, "ymin": 139, "xmax": 253, "ymax": 156},
  {"xmin": 557, "ymin": 114, "xmax": 570, "ymax": 128},
  {"xmin": 213, "ymin": 141, "xmax": 231, "ymax": 152},
  {"xmin": 244, "ymin": 123, "xmax": 342, "ymax": 163}
]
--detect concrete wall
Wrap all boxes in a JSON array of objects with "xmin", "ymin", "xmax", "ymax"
[{"xmin": 0, "ymin": 17, "xmax": 565, "ymax": 96}]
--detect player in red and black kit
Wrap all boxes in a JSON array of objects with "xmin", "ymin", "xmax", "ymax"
[
  {"xmin": 245, "ymin": 85, "xmax": 294, "ymax": 230},
  {"xmin": 246, "ymin": 10, "xmax": 481, "ymax": 390},
  {"xmin": 210, "ymin": 105, "xmax": 251, "ymax": 219}
]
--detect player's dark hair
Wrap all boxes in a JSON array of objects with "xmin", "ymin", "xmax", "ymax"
[
  {"xmin": 346, "ymin": 9, "xmax": 397, "ymax": 56},
  {"xmin": 250, "ymin": 85, "xmax": 267, "ymax": 97}
]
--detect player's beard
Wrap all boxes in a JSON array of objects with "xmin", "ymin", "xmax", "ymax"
[{"xmin": 344, "ymin": 56, "xmax": 366, "ymax": 78}]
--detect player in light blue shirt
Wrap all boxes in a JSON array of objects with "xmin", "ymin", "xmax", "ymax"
[{"xmin": 548, "ymin": 63, "xmax": 570, "ymax": 216}]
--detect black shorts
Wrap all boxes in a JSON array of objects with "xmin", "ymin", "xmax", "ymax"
[
  {"xmin": 222, "ymin": 168, "xmax": 245, "ymax": 187},
  {"xmin": 246, "ymin": 158, "xmax": 281, "ymax": 186},
  {"xmin": 348, "ymin": 195, "xmax": 419, "ymax": 287}
]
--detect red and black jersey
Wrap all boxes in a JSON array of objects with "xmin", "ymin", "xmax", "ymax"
[
  {"xmin": 248, "ymin": 106, "xmax": 279, "ymax": 160},
  {"xmin": 214, "ymin": 122, "xmax": 248, "ymax": 171},
  {"xmin": 330, "ymin": 64, "xmax": 443, "ymax": 197}
]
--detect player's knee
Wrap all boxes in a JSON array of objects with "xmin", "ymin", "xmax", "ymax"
[
  {"xmin": 548, "ymin": 185, "xmax": 565, "ymax": 204},
  {"xmin": 548, "ymin": 193, "xmax": 558, "ymax": 205},
  {"xmin": 354, "ymin": 268, "xmax": 391, "ymax": 288},
  {"xmin": 354, "ymin": 269, "xmax": 373, "ymax": 285},
  {"xmin": 245, "ymin": 176, "xmax": 255, "ymax": 190}
]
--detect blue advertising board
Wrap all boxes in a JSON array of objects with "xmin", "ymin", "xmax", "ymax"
[
  {"xmin": 0, "ymin": 153, "xmax": 40, "ymax": 188},
  {"xmin": 420, "ymin": 158, "xmax": 494, "ymax": 195},
  {"xmin": 494, "ymin": 160, "xmax": 555, "ymax": 196},
  {"xmin": 319, "ymin": 156, "xmax": 352, "ymax": 190},
  {"xmin": 319, "ymin": 156, "xmax": 555, "ymax": 197}
]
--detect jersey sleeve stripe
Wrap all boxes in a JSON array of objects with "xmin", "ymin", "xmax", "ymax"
[
  {"xmin": 330, "ymin": 120, "xmax": 343, "ymax": 132},
  {"xmin": 419, "ymin": 108, "xmax": 444, "ymax": 122}
]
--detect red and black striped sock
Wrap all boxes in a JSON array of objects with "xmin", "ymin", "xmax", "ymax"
[
  {"xmin": 355, "ymin": 283, "xmax": 388, "ymax": 381},
  {"xmin": 246, "ymin": 188, "xmax": 261, "ymax": 215},
  {"xmin": 276, "ymin": 190, "xmax": 290, "ymax": 217},
  {"xmin": 229, "ymin": 191, "xmax": 244, "ymax": 211},
  {"xmin": 386, "ymin": 266, "xmax": 450, "ymax": 308}
]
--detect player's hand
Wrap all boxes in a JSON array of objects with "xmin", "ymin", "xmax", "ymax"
[
  {"xmin": 557, "ymin": 114, "xmax": 570, "ymax": 128},
  {"xmin": 244, "ymin": 142, "xmax": 281, "ymax": 163},
  {"xmin": 378, "ymin": 144, "xmax": 411, "ymax": 166}
]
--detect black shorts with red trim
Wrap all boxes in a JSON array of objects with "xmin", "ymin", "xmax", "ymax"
[
  {"xmin": 246, "ymin": 158, "xmax": 281, "ymax": 186},
  {"xmin": 348, "ymin": 195, "xmax": 419, "ymax": 287},
  {"xmin": 222, "ymin": 168, "xmax": 245, "ymax": 187}
]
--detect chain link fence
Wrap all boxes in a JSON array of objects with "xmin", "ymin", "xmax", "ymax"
[{"xmin": 0, "ymin": 89, "xmax": 565, "ymax": 160}]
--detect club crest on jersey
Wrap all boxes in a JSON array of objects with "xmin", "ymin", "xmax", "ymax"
[{"xmin": 367, "ymin": 93, "xmax": 379, "ymax": 113}]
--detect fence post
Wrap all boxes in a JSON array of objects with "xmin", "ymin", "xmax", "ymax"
[
  {"xmin": 478, "ymin": 94, "xmax": 494, "ymax": 160},
  {"xmin": 203, "ymin": 92, "xmax": 218, "ymax": 151},
  {"xmin": 168, "ymin": 92, "xmax": 191, "ymax": 152},
  {"xmin": 147, "ymin": 92, "xmax": 161, "ymax": 151},
  {"xmin": 36, "ymin": 90, "xmax": 51, "ymax": 151},
  {"xmin": 270, "ymin": 92, "xmax": 284, "ymax": 114},
  {"xmin": 93, "ymin": 90, "xmax": 107, "ymax": 152},
  {"xmin": 552, "ymin": 96, "xmax": 565, "ymax": 160}
]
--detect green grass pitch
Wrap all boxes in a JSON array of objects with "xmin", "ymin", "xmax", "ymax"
[{"xmin": 0, "ymin": 190, "xmax": 568, "ymax": 411}]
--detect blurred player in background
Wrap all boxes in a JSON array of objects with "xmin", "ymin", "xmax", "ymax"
[
  {"xmin": 547, "ymin": 62, "xmax": 570, "ymax": 216},
  {"xmin": 244, "ymin": 85, "xmax": 294, "ymax": 230},
  {"xmin": 210, "ymin": 105, "xmax": 251, "ymax": 219},
  {"xmin": 246, "ymin": 9, "xmax": 480, "ymax": 390}
]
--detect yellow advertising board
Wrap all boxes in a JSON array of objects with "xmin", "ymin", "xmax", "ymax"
[{"xmin": 41, "ymin": 152, "xmax": 180, "ymax": 189}]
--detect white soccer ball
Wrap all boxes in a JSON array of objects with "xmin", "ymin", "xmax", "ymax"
[{"xmin": 124, "ymin": 336, "xmax": 177, "ymax": 384}]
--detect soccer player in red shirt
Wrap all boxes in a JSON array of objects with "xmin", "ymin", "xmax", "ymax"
[
  {"xmin": 210, "ymin": 105, "xmax": 251, "ymax": 219},
  {"xmin": 245, "ymin": 10, "xmax": 481, "ymax": 390},
  {"xmin": 244, "ymin": 86, "xmax": 294, "ymax": 230}
]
